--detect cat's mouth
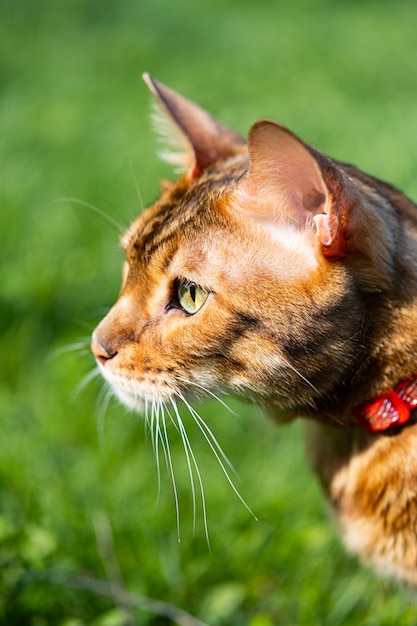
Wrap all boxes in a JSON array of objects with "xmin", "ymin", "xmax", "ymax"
[
  {"xmin": 96, "ymin": 362, "xmax": 177, "ymax": 413},
  {"xmin": 95, "ymin": 355, "xmax": 225, "ymax": 417}
]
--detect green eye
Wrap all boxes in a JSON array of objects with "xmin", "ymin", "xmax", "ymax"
[{"xmin": 177, "ymin": 281, "xmax": 209, "ymax": 315}]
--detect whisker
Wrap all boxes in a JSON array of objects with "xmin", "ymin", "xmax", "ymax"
[
  {"xmin": 143, "ymin": 396, "xmax": 151, "ymax": 440},
  {"xmin": 72, "ymin": 367, "xmax": 102, "ymax": 400},
  {"xmin": 157, "ymin": 402, "xmax": 181, "ymax": 542},
  {"xmin": 279, "ymin": 354, "xmax": 320, "ymax": 397},
  {"xmin": 170, "ymin": 398, "xmax": 211, "ymax": 550},
  {"xmin": 49, "ymin": 339, "xmax": 91, "ymax": 361},
  {"xmin": 150, "ymin": 399, "xmax": 162, "ymax": 507},
  {"xmin": 95, "ymin": 384, "xmax": 113, "ymax": 452},
  {"xmin": 73, "ymin": 318, "xmax": 100, "ymax": 332},
  {"xmin": 58, "ymin": 197, "xmax": 125, "ymax": 233},
  {"xmin": 176, "ymin": 391, "xmax": 257, "ymax": 522},
  {"xmin": 129, "ymin": 159, "xmax": 145, "ymax": 213},
  {"xmin": 177, "ymin": 391, "xmax": 237, "ymax": 475},
  {"xmin": 164, "ymin": 401, "xmax": 197, "ymax": 531},
  {"xmin": 177, "ymin": 377, "xmax": 237, "ymax": 416}
]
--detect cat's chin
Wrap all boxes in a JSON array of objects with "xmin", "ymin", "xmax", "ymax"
[
  {"xmin": 97, "ymin": 365, "xmax": 173, "ymax": 414},
  {"xmin": 112, "ymin": 387, "xmax": 146, "ymax": 413},
  {"xmin": 111, "ymin": 382, "xmax": 175, "ymax": 414}
]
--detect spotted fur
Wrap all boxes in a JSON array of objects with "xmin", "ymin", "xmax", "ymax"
[{"xmin": 92, "ymin": 76, "xmax": 417, "ymax": 585}]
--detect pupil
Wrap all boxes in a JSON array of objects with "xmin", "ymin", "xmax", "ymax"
[{"xmin": 190, "ymin": 284, "xmax": 196, "ymax": 302}]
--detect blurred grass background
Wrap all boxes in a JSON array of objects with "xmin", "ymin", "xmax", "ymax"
[{"xmin": 2, "ymin": 0, "xmax": 417, "ymax": 624}]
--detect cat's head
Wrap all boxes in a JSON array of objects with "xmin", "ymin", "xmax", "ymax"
[{"xmin": 91, "ymin": 75, "xmax": 401, "ymax": 422}]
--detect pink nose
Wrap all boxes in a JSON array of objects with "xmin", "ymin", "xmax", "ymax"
[{"xmin": 91, "ymin": 338, "xmax": 116, "ymax": 365}]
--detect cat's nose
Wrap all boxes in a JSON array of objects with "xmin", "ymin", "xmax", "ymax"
[{"xmin": 91, "ymin": 337, "xmax": 117, "ymax": 365}]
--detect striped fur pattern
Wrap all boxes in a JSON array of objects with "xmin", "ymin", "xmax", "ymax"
[{"xmin": 92, "ymin": 76, "xmax": 417, "ymax": 584}]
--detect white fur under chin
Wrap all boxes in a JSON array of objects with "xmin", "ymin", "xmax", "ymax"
[{"xmin": 97, "ymin": 363, "xmax": 172, "ymax": 414}]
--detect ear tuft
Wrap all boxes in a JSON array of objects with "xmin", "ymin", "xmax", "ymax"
[
  {"xmin": 143, "ymin": 73, "xmax": 246, "ymax": 180},
  {"xmin": 149, "ymin": 99, "xmax": 192, "ymax": 173}
]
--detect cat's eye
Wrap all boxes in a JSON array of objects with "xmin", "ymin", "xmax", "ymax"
[{"xmin": 177, "ymin": 281, "xmax": 209, "ymax": 315}]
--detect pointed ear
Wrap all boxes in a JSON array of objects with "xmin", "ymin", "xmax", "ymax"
[
  {"xmin": 236, "ymin": 120, "xmax": 340, "ymax": 250},
  {"xmin": 233, "ymin": 120, "xmax": 395, "ymax": 289},
  {"xmin": 143, "ymin": 73, "xmax": 245, "ymax": 180},
  {"xmin": 233, "ymin": 120, "xmax": 390, "ymax": 259}
]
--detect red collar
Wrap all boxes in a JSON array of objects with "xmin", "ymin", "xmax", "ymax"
[{"xmin": 353, "ymin": 376, "xmax": 417, "ymax": 433}]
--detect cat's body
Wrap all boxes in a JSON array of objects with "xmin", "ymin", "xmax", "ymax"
[{"xmin": 92, "ymin": 75, "xmax": 417, "ymax": 586}]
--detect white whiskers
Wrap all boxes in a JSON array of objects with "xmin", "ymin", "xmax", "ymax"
[
  {"xmin": 170, "ymin": 398, "xmax": 210, "ymax": 548},
  {"xmin": 49, "ymin": 339, "xmax": 92, "ymax": 361},
  {"xmin": 176, "ymin": 390, "xmax": 236, "ymax": 476},
  {"xmin": 176, "ymin": 390, "xmax": 257, "ymax": 522},
  {"xmin": 78, "ymin": 363, "xmax": 256, "ymax": 545},
  {"xmin": 119, "ymin": 381, "xmax": 258, "ymax": 547},
  {"xmin": 51, "ymin": 336, "xmax": 107, "ymax": 409},
  {"xmin": 129, "ymin": 159, "xmax": 145, "ymax": 214},
  {"xmin": 279, "ymin": 354, "xmax": 320, "ymax": 398},
  {"xmin": 73, "ymin": 367, "xmax": 102, "ymax": 400},
  {"xmin": 177, "ymin": 377, "xmax": 237, "ymax": 417},
  {"xmin": 59, "ymin": 197, "xmax": 126, "ymax": 234},
  {"xmin": 95, "ymin": 383, "xmax": 114, "ymax": 451},
  {"xmin": 159, "ymin": 403, "xmax": 181, "ymax": 541}
]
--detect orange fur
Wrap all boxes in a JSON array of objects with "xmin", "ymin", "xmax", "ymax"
[{"xmin": 92, "ymin": 76, "xmax": 417, "ymax": 586}]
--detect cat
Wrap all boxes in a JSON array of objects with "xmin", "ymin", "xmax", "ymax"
[{"xmin": 91, "ymin": 74, "xmax": 417, "ymax": 586}]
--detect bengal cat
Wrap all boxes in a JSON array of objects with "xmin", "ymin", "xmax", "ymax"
[{"xmin": 91, "ymin": 74, "xmax": 417, "ymax": 586}]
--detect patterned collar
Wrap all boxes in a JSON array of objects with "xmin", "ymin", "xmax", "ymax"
[{"xmin": 353, "ymin": 376, "xmax": 417, "ymax": 433}]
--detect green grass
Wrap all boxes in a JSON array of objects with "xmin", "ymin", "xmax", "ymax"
[{"xmin": 2, "ymin": 0, "xmax": 417, "ymax": 623}]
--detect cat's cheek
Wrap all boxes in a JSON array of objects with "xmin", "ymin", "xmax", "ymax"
[{"xmin": 95, "ymin": 365, "xmax": 147, "ymax": 413}]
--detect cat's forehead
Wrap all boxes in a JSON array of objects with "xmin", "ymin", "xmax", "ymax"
[{"xmin": 122, "ymin": 157, "xmax": 248, "ymax": 257}]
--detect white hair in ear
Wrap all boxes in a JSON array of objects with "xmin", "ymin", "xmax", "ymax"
[
  {"xmin": 143, "ymin": 73, "xmax": 245, "ymax": 180},
  {"xmin": 150, "ymin": 99, "xmax": 192, "ymax": 173}
]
